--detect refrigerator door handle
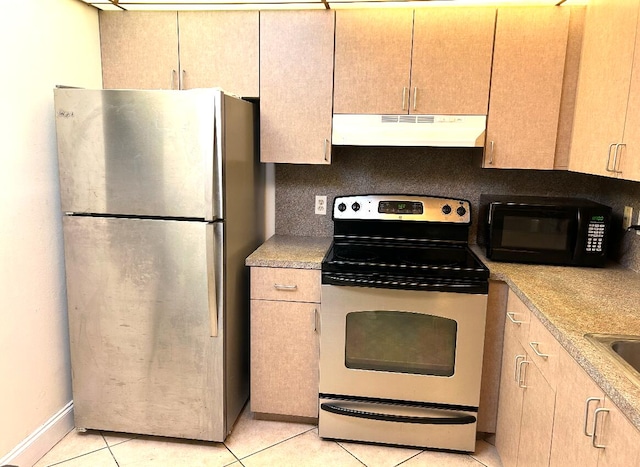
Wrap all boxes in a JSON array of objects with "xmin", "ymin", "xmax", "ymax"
[
  {"xmin": 206, "ymin": 222, "xmax": 223, "ymax": 337},
  {"xmin": 208, "ymin": 91, "xmax": 224, "ymax": 221}
]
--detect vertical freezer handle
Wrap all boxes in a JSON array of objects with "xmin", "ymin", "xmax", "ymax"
[{"xmin": 206, "ymin": 223, "xmax": 223, "ymax": 337}]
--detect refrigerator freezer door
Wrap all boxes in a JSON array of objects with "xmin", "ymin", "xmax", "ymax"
[
  {"xmin": 54, "ymin": 88, "xmax": 224, "ymax": 220},
  {"xmin": 62, "ymin": 216, "xmax": 227, "ymax": 441}
]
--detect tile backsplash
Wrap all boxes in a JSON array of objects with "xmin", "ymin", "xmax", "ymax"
[{"xmin": 275, "ymin": 146, "xmax": 640, "ymax": 272}]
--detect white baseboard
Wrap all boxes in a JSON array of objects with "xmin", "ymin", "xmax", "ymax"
[{"xmin": 0, "ymin": 401, "xmax": 74, "ymax": 467}]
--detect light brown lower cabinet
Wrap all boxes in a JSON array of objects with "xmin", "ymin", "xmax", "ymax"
[
  {"xmin": 550, "ymin": 347, "xmax": 640, "ymax": 467},
  {"xmin": 249, "ymin": 267, "xmax": 320, "ymax": 419},
  {"xmin": 496, "ymin": 286, "xmax": 640, "ymax": 467},
  {"xmin": 495, "ymin": 293, "xmax": 556, "ymax": 467}
]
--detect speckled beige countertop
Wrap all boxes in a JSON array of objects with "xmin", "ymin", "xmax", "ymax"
[
  {"xmin": 246, "ymin": 235, "xmax": 640, "ymax": 432},
  {"xmin": 245, "ymin": 235, "xmax": 332, "ymax": 269},
  {"xmin": 470, "ymin": 244, "xmax": 640, "ymax": 432}
]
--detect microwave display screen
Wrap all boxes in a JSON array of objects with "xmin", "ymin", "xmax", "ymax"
[{"xmin": 501, "ymin": 216, "xmax": 570, "ymax": 251}]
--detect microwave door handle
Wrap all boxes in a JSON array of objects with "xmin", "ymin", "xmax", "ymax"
[{"xmin": 320, "ymin": 403, "xmax": 476, "ymax": 426}]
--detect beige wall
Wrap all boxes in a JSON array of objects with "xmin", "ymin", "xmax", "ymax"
[{"xmin": 0, "ymin": 0, "xmax": 102, "ymax": 459}]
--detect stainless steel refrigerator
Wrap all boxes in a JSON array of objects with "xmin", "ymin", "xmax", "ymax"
[{"xmin": 53, "ymin": 88, "xmax": 263, "ymax": 442}]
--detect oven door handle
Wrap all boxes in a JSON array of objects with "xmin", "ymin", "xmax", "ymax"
[{"xmin": 320, "ymin": 403, "xmax": 477, "ymax": 425}]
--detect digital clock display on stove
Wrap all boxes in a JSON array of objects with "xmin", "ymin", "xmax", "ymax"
[{"xmin": 378, "ymin": 201, "xmax": 424, "ymax": 215}]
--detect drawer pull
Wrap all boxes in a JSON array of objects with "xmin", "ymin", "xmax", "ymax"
[
  {"xmin": 274, "ymin": 284, "xmax": 298, "ymax": 291},
  {"xmin": 507, "ymin": 312, "xmax": 524, "ymax": 325},
  {"xmin": 529, "ymin": 342, "xmax": 549, "ymax": 359}
]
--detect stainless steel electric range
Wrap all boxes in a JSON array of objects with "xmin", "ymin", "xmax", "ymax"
[{"xmin": 319, "ymin": 194, "xmax": 490, "ymax": 453}]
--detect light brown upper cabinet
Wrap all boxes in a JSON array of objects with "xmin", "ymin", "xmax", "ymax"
[
  {"xmin": 100, "ymin": 11, "xmax": 259, "ymax": 97},
  {"xmin": 259, "ymin": 11, "xmax": 335, "ymax": 164},
  {"xmin": 569, "ymin": 0, "xmax": 640, "ymax": 181},
  {"xmin": 177, "ymin": 12, "xmax": 258, "ymax": 96},
  {"xmin": 100, "ymin": 12, "xmax": 179, "ymax": 90},
  {"xmin": 484, "ymin": 7, "xmax": 570, "ymax": 169},
  {"xmin": 411, "ymin": 8, "xmax": 495, "ymax": 115},
  {"xmin": 333, "ymin": 8, "xmax": 495, "ymax": 115}
]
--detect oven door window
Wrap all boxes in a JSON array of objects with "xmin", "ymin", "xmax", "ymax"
[{"xmin": 345, "ymin": 311, "xmax": 457, "ymax": 377}]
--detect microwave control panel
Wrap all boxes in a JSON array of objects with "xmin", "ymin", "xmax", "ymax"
[{"xmin": 586, "ymin": 217, "xmax": 606, "ymax": 253}]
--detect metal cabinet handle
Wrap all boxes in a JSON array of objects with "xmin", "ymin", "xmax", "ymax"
[
  {"xmin": 314, "ymin": 308, "xmax": 319, "ymax": 333},
  {"xmin": 591, "ymin": 407, "xmax": 610, "ymax": 449},
  {"xmin": 606, "ymin": 143, "xmax": 624, "ymax": 173},
  {"xmin": 324, "ymin": 138, "xmax": 329, "ymax": 162},
  {"xmin": 584, "ymin": 397, "xmax": 603, "ymax": 436},
  {"xmin": 171, "ymin": 69, "xmax": 177, "ymax": 90},
  {"xmin": 507, "ymin": 312, "xmax": 524, "ymax": 325},
  {"xmin": 180, "ymin": 69, "xmax": 186, "ymax": 90},
  {"xmin": 517, "ymin": 359, "xmax": 530, "ymax": 388},
  {"xmin": 514, "ymin": 354, "xmax": 526, "ymax": 382},
  {"xmin": 613, "ymin": 143, "xmax": 625, "ymax": 174},
  {"xmin": 413, "ymin": 87, "xmax": 418, "ymax": 111},
  {"xmin": 402, "ymin": 87, "xmax": 408, "ymax": 111},
  {"xmin": 529, "ymin": 342, "xmax": 549, "ymax": 359},
  {"xmin": 274, "ymin": 284, "xmax": 297, "ymax": 291},
  {"xmin": 488, "ymin": 140, "xmax": 495, "ymax": 165}
]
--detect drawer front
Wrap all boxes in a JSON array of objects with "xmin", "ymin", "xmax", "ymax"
[
  {"xmin": 527, "ymin": 312, "xmax": 560, "ymax": 391},
  {"xmin": 251, "ymin": 267, "xmax": 321, "ymax": 303},
  {"xmin": 506, "ymin": 289, "xmax": 531, "ymax": 346}
]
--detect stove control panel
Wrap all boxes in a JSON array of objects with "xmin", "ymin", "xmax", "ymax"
[{"xmin": 333, "ymin": 195, "xmax": 471, "ymax": 224}]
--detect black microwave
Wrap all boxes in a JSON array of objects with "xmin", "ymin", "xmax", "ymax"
[{"xmin": 479, "ymin": 195, "xmax": 612, "ymax": 267}]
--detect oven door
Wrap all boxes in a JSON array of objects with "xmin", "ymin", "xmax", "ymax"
[{"xmin": 319, "ymin": 284, "xmax": 487, "ymax": 408}]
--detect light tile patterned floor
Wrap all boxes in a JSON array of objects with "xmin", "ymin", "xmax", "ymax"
[{"xmin": 33, "ymin": 404, "xmax": 502, "ymax": 467}]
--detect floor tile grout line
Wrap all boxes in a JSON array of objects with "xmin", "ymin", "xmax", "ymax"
[
  {"xmin": 393, "ymin": 450, "xmax": 424, "ymax": 467},
  {"xmin": 226, "ymin": 426, "xmax": 318, "ymax": 462},
  {"xmin": 44, "ymin": 446, "xmax": 112, "ymax": 467},
  {"xmin": 335, "ymin": 441, "xmax": 367, "ymax": 466},
  {"xmin": 100, "ymin": 432, "xmax": 121, "ymax": 467}
]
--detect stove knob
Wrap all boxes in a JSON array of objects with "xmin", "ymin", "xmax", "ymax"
[
  {"xmin": 442, "ymin": 204, "xmax": 452, "ymax": 215},
  {"xmin": 338, "ymin": 202, "xmax": 347, "ymax": 212},
  {"xmin": 457, "ymin": 206, "xmax": 467, "ymax": 217},
  {"xmin": 352, "ymin": 202, "xmax": 361, "ymax": 212}
]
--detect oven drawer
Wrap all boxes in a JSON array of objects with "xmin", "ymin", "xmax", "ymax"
[
  {"xmin": 251, "ymin": 267, "xmax": 321, "ymax": 303},
  {"xmin": 318, "ymin": 396, "xmax": 477, "ymax": 452}
]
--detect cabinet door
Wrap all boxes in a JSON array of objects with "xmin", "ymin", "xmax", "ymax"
[
  {"xmin": 495, "ymin": 321, "xmax": 526, "ymax": 467},
  {"xmin": 410, "ymin": 7, "xmax": 495, "ymax": 115},
  {"xmin": 549, "ymin": 348, "xmax": 602, "ymax": 467},
  {"xmin": 485, "ymin": 7, "xmax": 570, "ymax": 169},
  {"xmin": 100, "ymin": 12, "xmax": 179, "ymax": 90},
  {"xmin": 333, "ymin": 9, "xmax": 413, "ymax": 114},
  {"xmin": 618, "ymin": 6, "xmax": 640, "ymax": 182},
  {"xmin": 250, "ymin": 300, "xmax": 319, "ymax": 418},
  {"xmin": 260, "ymin": 11, "xmax": 335, "ymax": 164},
  {"xmin": 597, "ymin": 399, "xmax": 640, "ymax": 467},
  {"xmin": 178, "ymin": 11, "xmax": 259, "ymax": 97},
  {"xmin": 517, "ymin": 360, "xmax": 556, "ymax": 467},
  {"xmin": 569, "ymin": 0, "xmax": 639, "ymax": 178}
]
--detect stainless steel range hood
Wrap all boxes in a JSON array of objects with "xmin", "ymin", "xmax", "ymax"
[{"xmin": 332, "ymin": 114, "xmax": 487, "ymax": 147}]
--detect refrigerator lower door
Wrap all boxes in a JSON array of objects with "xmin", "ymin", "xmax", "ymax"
[{"xmin": 63, "ymin": 216, "xmax": 227, "ymax": 441}]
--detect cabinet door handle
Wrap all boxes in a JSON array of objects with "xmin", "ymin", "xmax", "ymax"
[
  {"xmin": 514, "ymin": 354, "xmax": 526, "ymax": 382},
  {"xmin": 529, "ymin": 342, "xmax": 549, "ymax": 359},
  {"xmin": 591, "ymin": 407, "xmax": 610, "ymax": 449},
  {"xmin": 517, "ymin": 359, "xmax": 530, "ymax": 388},
  {"xmin": 171, "ymin": 69, "xmax": 177, "ymax": 90},
  {"xmin": 613, "ymin": 143, "xmax": 625, "ymax": 174},
  {"xmin": 274, "ymin": 284, "xmax": 297, "ymax": 291},
  {"xmin": 606, "ymin": 143, "xmax": 617, "ymax": 172},
  {"xmin": 324, "ymin": 138, "xmax": 329, "ymax": 162},
  {"xmin": 584, "ymin": 397, "xmax": 603, "ymax": 436},
  {"xmin": 314, "ymin": 308, "xmax": 319, "ymax": 333},
  {"xmin": 413, "ymin": 87, "xmax": 418, "ymax": 111},
  {"xmin": 402, "ymin": 87, "xmax": 408, "ymax": 111},
  {"xmin": 181, "ymin": 69, "xmax": 186, "ymax": 90},
  {"xmin": 488, "ymin": 140, "xmax": 495, "ymax": 165},
  {"xmin": 507, "ymin": 312, "xmax": 524, "ymax": 325}
]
